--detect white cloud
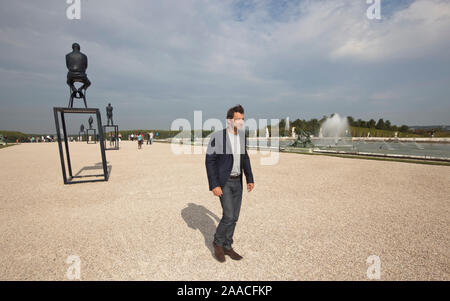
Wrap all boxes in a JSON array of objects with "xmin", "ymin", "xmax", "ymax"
[
  {"xmin": 0, "ymin": 0, "xmax": 449, "ymax": 132},
  {"xmin": 331, "ymin": 0, "xmax": 450, "ymax": 61}
]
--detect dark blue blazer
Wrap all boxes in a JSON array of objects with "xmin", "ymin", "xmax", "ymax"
[{"xmin": 205, "ymin": 129, "xmax": 254, "ymax": 191}]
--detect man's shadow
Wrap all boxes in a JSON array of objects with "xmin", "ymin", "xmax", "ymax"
[{"xmin": 181, "ymin": 203, "xmax": 221, "ymax": 258}]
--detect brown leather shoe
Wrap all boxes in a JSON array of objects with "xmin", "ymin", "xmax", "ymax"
[
  {"xmin": 213, "ymin": 243, "xmax": 226, "ymax": 262},
  {"xmin": 224, "ymin": 248, "xmax": 243, "ymax": 260}
]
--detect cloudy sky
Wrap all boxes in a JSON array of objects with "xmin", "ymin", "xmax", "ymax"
[{"xmin": 0, "ymin": 0, "xmax": 449, "ymax": 133}]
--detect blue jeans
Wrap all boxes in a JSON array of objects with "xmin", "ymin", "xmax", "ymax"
[{"xmin": 213, "ymin": 177, "xmax": 243, "ymax": 250}]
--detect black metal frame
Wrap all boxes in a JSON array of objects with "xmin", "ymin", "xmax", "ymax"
[
  {"xmin": 86, "ymin": 128, "xmax": 97, "ymax": 144},
  {"xmin": 53, "ymin": 107, "xmax": 109, "ymax": 184},
  {"xmin": 103, "ymin": 125, "xmax": 119, "ymax": 150}
]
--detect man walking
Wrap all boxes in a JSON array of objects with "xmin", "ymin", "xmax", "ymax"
[{"xmin": 205, "ymin": 105, "xmax": 255, "ymax": 262}]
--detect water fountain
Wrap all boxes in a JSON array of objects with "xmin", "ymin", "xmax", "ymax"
[
  {"xmin": 313, "ymin": 114, "xmax": 353, "ymax": 148},
  {"xmin": 281, "ymin": 113, "xmax": 450, "ymax": 162}
]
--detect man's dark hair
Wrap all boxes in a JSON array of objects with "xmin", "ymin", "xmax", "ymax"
[
  {"xmin": 227, "ymin": 104, "xmax": 244, "ymax": 119},
  {"xmin": 72, "ymin": 43, "xmax": 80, "ymax": 51}
]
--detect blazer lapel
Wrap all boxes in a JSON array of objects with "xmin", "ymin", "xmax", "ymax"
[
  {"xmin": 224, "ymin": 129, "xmax": 234, "ymax": 155},
  {"xmin": 239, "ymin": 129, "xmax": 246, "ymax": 171},
  {"xmin": 222, "ymin": 129, "xmax": 226, "ymax": 154}
]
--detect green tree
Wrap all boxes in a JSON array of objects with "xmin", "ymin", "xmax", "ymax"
[
  {"xmin": 376, "ymin": 118, "xmax": 385, "ymax": 130},
  {"xmin": 385, "ymin": 120, "xmax": 391, "ymax": 130},
  {"xmin": 347, "ymin": 116, "xmax": 355, "ymax": 127},
  {"xmin": 399, "ymin": 125, "xmax": 409, "ymax": 132},
  {"xmin": 278, "ymin": 119, "xmax": 287, "ymax": 137}
]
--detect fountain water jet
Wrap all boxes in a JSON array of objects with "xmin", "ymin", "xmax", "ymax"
[{"xmin": 314, "ymin": 114, "xmax": 352, "ymax": 147}]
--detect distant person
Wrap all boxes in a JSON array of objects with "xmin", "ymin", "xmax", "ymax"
[
  {"xmin": 4, "ymin": 135, "xmax": 7, "ymax": 145},
  {"xmin": 205, "ymin": 104, "xmax": 255, "ymax": 263},
  {"xmin": 137, "ymin": 133, "xmax": 143, "ymax": 149},
  {"xmin": 150, "ymin": 132, "xmax": 153, "ymax": 145},
  {"xmin": 147, "ymin": 132, "xmax": 151, "ymax": 145}
]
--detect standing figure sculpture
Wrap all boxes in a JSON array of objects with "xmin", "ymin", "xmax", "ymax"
[
  {"xmin": 66, "ymin": 43, "xmax": 91, "ymax": 108},
  {"xmin": 88, "ymin": 116, "xmax": 93, "ymax": 129},
  {"xmin": 106, "ymin": 103, "xmax": 114, "ymax": 126}
]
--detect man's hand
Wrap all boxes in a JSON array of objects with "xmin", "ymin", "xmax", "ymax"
[
  {"xmin": 247, "ymin": 183, "xmax": 255, "ymax": 192},
  {"xmin": 212, "ymin": 186, "xmax": 223, "ymax": 197}
]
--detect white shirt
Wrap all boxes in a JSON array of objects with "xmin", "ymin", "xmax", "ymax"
[{"xmin": 227, "ymin": 129, "xmax": 241, "ymax": 176}]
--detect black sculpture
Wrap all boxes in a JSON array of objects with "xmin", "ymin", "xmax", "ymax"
[
  {"xmin": 88, "ymin": 116, "xmax": 93, "ymax": 129},
  {"xmin": 66, "ymin": 43, "xmax": 91, "ymax": 108},
  {"xmin": 291, "ymin": 129, "xmax": 314, "ymax": 148},
  {"xmin": 106, "ymin": 103, "xmax": 113, "ymax": 126},
  {"xmin": 54, "ymin": 45, "xmax": 108, "ymax": 184},
  {"xmin": 87, "ymin": 116, "xmax": 97, "ymax": 144}
]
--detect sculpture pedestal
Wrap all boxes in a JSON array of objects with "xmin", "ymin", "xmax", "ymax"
[
  {"xmin": 86, "ymin": 129, "xmax": 97, "ymax": 144},
  {"xmin": 53, "ymin": 107, "xmax": 109, "ymax": 184},
  {"xmin": 103, "ymin": 125, "xmax": 119, "ymax": 150},
  {"xmin": 78, "ymin": 131, "xmax": 86, "ymax": 142}
]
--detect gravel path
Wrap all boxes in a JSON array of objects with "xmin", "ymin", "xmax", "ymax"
[{"xmin": 0, "ymin": 141, "xmax": 448, "ymax": 280}]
